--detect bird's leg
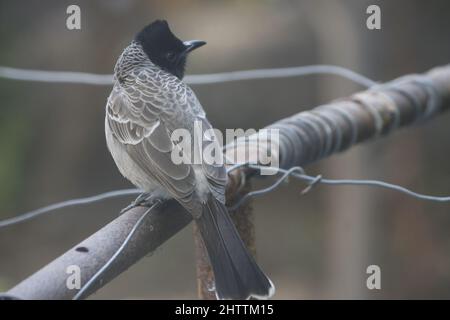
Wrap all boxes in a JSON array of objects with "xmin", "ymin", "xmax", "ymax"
[{"xmin": 120, "ymin": 192, "xmax": 159, "ymax": 214}]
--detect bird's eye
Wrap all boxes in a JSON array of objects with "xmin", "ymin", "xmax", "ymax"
[{"xmin": 166, "ymin": 52, "xmax": 176, "ymax": 61}]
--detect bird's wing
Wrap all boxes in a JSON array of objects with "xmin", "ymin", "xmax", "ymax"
[{"xmin": 107, "ymin": 68, "xmax": 226, "ymax": 211}]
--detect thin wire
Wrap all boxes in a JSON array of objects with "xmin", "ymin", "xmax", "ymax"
[
  {"xmin": 0, "ymin": 66, "xmax": 113, "ymax": 85},
  {"xmin": 0, "ymin": 164, "xmax": 248, "ymax": 228},
  {"xmin": 72, "ymin": 203, "xmax": 157, "ymax": 300},
  {"xmin": 0, "ymin": 65, "xmax": 377, "ymax": 87},
  {"xmin": 186, "ymin": 65, "xmax": 377, "ymax": 87},
  {"xmin": 0, "ymin": 64, "xmax": 440, "ymax": 227},
  {"xmin": 0, "ymin": 63, "xmax": 376, "ymax": 227},
  {"xmin": 228, "ymin": 164, "xmax": 450, "ymax": 209},
  {"xmin": 228, "ymin": 166, "xmax": 304, "ymax": 211},
  {"xmin": 2, "ymin": 160, "xmax": 450, "ymax": 228},
  {"xmin": 0, "ymin": 189, "xmax": 140, "ymax": 228},
  {"xmin": 0, "ymin": 164, "xmax": 245, "ymax": 228}
]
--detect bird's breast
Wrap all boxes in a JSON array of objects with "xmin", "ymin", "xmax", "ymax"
[{"xmin": 104, "ymin": 116, "xmax": 169, "ymax": 199}]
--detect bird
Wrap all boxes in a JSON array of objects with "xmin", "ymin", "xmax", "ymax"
[{"xmin": 105, "ymin": 20, "xmax": 274, "ymax": 300}]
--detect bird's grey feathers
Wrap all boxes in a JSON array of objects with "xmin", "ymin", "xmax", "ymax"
[{"xmin": 106, "ymin": 42, "xmax": 226, "ymax": 215}]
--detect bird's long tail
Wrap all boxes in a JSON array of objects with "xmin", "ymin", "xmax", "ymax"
[{"xmin": 196, "ymin": 195, "xmax": 274, "ymax": 300}]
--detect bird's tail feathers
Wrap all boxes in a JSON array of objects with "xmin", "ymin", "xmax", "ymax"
[{"xmin": 196, "ymin": 195, "xmax": 274, "ymax": 300}]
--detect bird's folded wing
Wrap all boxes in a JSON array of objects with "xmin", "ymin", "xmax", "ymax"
[{"xmin": 107, "ymin": 69, "xmax": 226, "ymax": 211}]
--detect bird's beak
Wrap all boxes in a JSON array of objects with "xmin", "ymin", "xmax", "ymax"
[{"xmin": 183, "ymin": 40, "xmax": 207, "ymax": 54}]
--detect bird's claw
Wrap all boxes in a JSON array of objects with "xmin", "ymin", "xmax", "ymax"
[{"xmin": 120, "ymin": 192, "xmax": 159, "ymax": 214}]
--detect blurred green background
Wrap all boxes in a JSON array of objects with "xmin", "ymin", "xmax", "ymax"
[{"xmin": 1, "ymin": 0, "xmax": 450, "ymax": 299}]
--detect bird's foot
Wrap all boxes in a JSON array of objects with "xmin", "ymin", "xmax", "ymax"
[{"xmin": 120, "ymin": 192, "xmax": 160, "ymax": 214}]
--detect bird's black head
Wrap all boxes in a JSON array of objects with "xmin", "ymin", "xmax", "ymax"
[{"xmin": 135, "ymin": 20, "xmax": 206, "ymax": 79}]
